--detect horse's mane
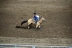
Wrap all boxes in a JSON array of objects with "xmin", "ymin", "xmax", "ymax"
[{"xmin": 39, "ymin": 17, "xmax": 42, "ymax": 19}]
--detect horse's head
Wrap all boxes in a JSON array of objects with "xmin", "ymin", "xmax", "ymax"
[{"xmin": 41, "ymin": 17, "xmax": 46, "ymax": 21}]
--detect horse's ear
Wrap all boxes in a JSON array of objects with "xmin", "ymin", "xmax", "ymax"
[
  {"xmin": 42, "ymin": 17, "xmax": 43, "ymax": 18},
  {"xmin": 42, "ymin": 17, "xmax": 44, "ymax": 19}
]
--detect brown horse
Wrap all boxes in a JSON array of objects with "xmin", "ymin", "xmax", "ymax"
[{"xmin": 21, "ymin": 17, "xmax": 45, "ymax": 29}]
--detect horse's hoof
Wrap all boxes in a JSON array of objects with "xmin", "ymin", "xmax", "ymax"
[{"xmin": 39, "ymin": 28, "xmax": 42, "ymax": 30}]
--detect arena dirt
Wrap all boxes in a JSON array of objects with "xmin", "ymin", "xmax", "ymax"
[{"xmin": 0, "ymin": 0, "xmax": 72, "ymax": 45}]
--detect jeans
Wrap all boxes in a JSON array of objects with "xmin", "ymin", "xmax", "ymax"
[{"xmin": 34, "ymin": 16, "xmax": 39, "ymax": 23}]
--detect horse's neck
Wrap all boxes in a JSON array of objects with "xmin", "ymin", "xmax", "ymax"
[{"xmin": 38, "ymin": 18, "xmax": 43, "ymax": 23}]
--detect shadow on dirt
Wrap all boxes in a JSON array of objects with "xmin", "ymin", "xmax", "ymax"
[
  {"xmin": 15, "ymin": 26, "xmax": 41, "ymax": 30},
  {"xmin": 15, "ymin": 26, "xmax": 28, "ymax": 29}
]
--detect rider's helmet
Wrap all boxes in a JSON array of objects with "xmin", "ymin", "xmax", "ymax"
[{"xmin": 34, "ymin": 12, "xmax": 36, "ymax": 14}]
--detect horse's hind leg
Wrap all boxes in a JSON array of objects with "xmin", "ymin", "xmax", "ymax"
[
  {"xmin": 28, "ymin": 23, "xmax": 32, "ymax": 29},
  {"xmin": 28, "ymin": 22, "xmax": 30, "ymax": 29},
  {"xmin": 28, "ymin": 26, "xmax": 30, "ymax": 29}
]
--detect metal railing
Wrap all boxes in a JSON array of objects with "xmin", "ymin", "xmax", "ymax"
[{"xmin": 0, "ymin": 44, "xmax": 72, "ymax": 48}]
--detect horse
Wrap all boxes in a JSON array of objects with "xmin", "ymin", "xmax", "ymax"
[{"xmin": 21, "ymin": 17, "xmax": 45, "ymax": 29}]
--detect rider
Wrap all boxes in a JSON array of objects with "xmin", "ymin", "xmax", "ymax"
[{"xmin": 33, "ymin": 12, "xmax": 40, "ymax": 23}]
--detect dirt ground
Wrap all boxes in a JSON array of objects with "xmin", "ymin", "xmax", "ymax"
[{"xmin": 0, "ymin": 0, "xmax": 72, "ymax": 38}]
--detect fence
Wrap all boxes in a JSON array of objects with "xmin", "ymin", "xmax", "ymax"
[{"xmin": 0, "ymin": 44, "xmax": 72, "ymax": 48}]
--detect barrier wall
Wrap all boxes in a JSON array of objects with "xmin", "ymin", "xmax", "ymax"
[{"xmin": 0, "ymin": 44, "xmax": 72, "ymax": 48}]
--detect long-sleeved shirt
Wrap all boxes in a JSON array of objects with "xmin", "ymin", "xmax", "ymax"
[{"xmin": 34, "ymin": 15, "xmax": 40, "ymax": 23}]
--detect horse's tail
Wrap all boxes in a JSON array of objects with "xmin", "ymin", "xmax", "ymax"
[{"xmin": 21, "ymin": 20, "xmax": 28, "ymax": 26}]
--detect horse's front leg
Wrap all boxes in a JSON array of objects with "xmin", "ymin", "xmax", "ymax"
[
  {"xmin": 36, "ymin": 25, "xmax": 40, "ymax": 28},
  {"xmin": 39, "ymin": 25, "xmax": 41, "ymax": 28},
  {"xmin": 36, "ymin": 23, "xmax": 40, "ymax": 29}
]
